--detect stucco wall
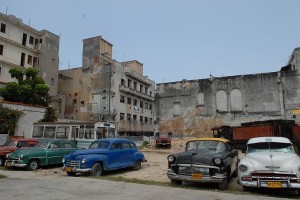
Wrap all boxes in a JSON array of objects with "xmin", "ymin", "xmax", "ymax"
[
  {"xmin": 156, "ymin": 70, "xmax": 300, "ymax": 137},
  {"xmin": 1, "ymin": 101, "xmax": 46, "ymax": 138}
]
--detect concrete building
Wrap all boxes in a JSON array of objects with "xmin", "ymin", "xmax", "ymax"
[
  {"xmin": 0, "ymin": 12, "xmax": 59, "ymax": 96},
  {"xmin": 58, "ymin": 36, "xmax": 156, "ymax": 136},
  {"xmin": 156, "ymin": 48, "xmax": 300, "ymax": 137}
]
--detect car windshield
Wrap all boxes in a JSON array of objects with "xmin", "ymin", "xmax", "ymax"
[
  {"xmin": 2, "ymin": 141, "xmax": 16, "ymax": 147},
  {"xmin": 247, "ymin": 142, "xmax": 295, "ymax": 153},
  {"xmin": 34, "ymin": 141, "xmax": 49, "ymax": 149},
  {"xmin": 186, "ymin": 140, "xmax": 226, "ymax": 152},
  {"xmin": 89, "ymin": 141, "xmax": 110, "ymax": 149},
  {"xmin": 159, "ymin": 133, "xmax": 168, "ymax": 138}
]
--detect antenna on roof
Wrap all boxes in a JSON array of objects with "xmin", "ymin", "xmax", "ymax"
[{"xmin": 6, "ymin": 7, "xmax": 8, "ymax": 15}]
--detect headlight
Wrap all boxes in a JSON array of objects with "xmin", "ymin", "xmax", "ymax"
[
  {"xmin": 81, "ymin": 158, "xmax": 86, "ymax": 164},
  {"xmin": 213, "ymin": 157, "xmax": 222, "ymax": 165},
  {"xmin": 239, "ymin": 164, "xmax": 248, "ymax": 172},
  {"xmin": 62, "ymin": 157, "xmax": 65, "ymax": 163},
  {"xmin": 19, "ymin": 155, "xmax": 24, "ymax": 159},
  {"xmin": 168, "ymin": 155, "xmax": 175, "ymax": 162}
]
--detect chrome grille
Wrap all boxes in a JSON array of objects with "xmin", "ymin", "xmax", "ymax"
[{"xmin": 67, "ymin": 160, "xmax": 80, "ymax": 168}]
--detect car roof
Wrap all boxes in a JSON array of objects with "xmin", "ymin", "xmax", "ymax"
[
  {"xmin": 38, "ymin": 139, "xmax": 72, "ymax": 143},
  {"xmin": 10, "ymin": 138, "xmax": 38, "ymax": 142},
  {"xmin": 94, "ymin": 138, "xmax": 133, "ymax": 143},
  {"xmin": 190, "ymin": 137, "xmax": 230, "ymax": 143},
  {"xmin": 247, "ymin": 137, "xmax": 292, "ymax": 144}
]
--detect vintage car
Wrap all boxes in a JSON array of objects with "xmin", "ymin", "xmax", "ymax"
[
  {"xmin": 5, "ymin": 139, "xmax": 78, "ymax": 170},
  {"xmin": 167, "ymin": 138, "xmax": 238, "ymax": 190},
  {"xmin": 62, "ymin": 138, "xmax": 146, "ymax": 176},
  {"xmin": 238, "ymin": 137, "xmax": 300, "ymax": 192},
  {"xmin": 155, "ymin": 132, "xmax": 172, "ymax": 148},
  {"xmin": 0, "ymin": 138, "xmax": 39, "ymax": 166}
]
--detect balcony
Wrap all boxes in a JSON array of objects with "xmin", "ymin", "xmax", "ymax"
[{"xmin": 119, "ymin": 85, "xmax": 154, "ymax": 101}]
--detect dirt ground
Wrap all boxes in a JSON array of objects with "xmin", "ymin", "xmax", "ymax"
[{"xmin": 33, "ymin": 137, "xmax": 241, "ymax": 189}]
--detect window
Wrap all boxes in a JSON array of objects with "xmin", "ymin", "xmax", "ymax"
[
  {"xmin": 81, "ymin": 101, "xmax": 85, "ymax": 105},
  {"xmin": 150, "ymin": 91, "xmax": 152, "ymax": 96},
  {"xmin": 140, "ymin": 101, "xmax": 144, "ymax": 108},
  {"xmin": 134, "ymin": 82, "xmax": 137, "ymax": 90},
  {"xmin": 140, "ymin": 85, "xmax": 143, "ymax": 93},
  {"xmin": 140, "ymin": 116, "xmax": 143, "ymax": 123},
  {"xmin": 128, "ymin": 79, "xmax": 131, "ymax": 88},
  {"xmin": 133, "ymin": 115, "xmax": 137, "ymax": 121},
  {"xmin": 0, "ymin": 23, "xmax": 6, "ymax": 33},
  {"xmin": 103, "ymin": 96, "xmax": 106, "ymax": 99},
  {"xmin": 123, "ymin": 142, "xmax": 131, "ymax": 149},
  {"xmin": 145, "ymin": 87, "xmax": 148, "ymax": 94},
  {"xmin": 112, "ymin": 142, "xmax": 121, "ymax": 150},
  {"xmin": 145, "ymin": 103, "xmax": 148, "ymax": 109},
  {"xmin": 127, "ymin": 114, "xmax": 131, "ymax": 121},
  {"xmin": 145, "ymin": 117, "xmax": 148, "ymax": 124},
  {"xmin": 29, "ymin": 36, "xmax": 34, "ymax": 45},
  {"xmin": 22, "ymin": 33, "xmax": 27, "ymax": 46},
  {"xmin": 20, "ymin": 53, "xmax": 25, "ymax": 67},
  {"xmin": 149, "ymin": 104, "xmax": 153, "ymax": 110},
  {"xmin": 27, "ymin": 55, "xmax": 32, "ymax": 65},
  {"xmin": 51, "ymin": 78, "xmax": 54, "ymax": 86},
  {"xmin": 33, "ymin": 57, "xmax": 38, "ymax": 67},
  {"xmin": 127, "ymin": 97, "xmax": 132, "ymax": 105},
  {"xmin": 0, "ymin": 44, "xmax": 3, "ymax": 55},
  {"xmin": 121, "ymin": 78, "xmax": 125, "ymax": 86},
  {"xmin": 133, "ymin": 99, "xmax": 137, "ymax": 106},
  {"xmin": 120, "ymin": 113, "xmax": 125, "ymax": 120},
  {"xmin": 120, "ymin": 95, "xmax": 125, "ymax": 103}
]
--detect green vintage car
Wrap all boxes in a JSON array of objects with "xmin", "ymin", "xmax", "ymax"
[{"xmin": 5, "ymin": 139, "xmax": 78, "ymax": 170}]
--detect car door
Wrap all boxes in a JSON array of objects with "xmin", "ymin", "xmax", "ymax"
[
  {"xmin": 47, "ymin": 142, "xmax": 63, "ymax": 164},
  {"xmin": 121, "ymin": 141, "xmax": 135, "ymax": 166},
  {"xmin": 107, "ymin": 142, "xmax": 123, "ymax": 169}
]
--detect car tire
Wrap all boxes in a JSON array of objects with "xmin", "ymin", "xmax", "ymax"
[
  {"xmin": 170, "ymin": 179, "xmax": 182, "ymax": 185},
  {"xmin": 218, "ymin": 178, "xmax": 228, "ymax": 190},
  {"xmin": 0, "ymin": 156, "xmax": 5, "ymax": 166},
  {"xmin": 133, "ymin": 160, "xmax": 141, "ymax": 171},
  {"xmin": 27, "ymin": 159, "xmax": 40, "ymax": 171},
  {"xmin": 67, "ymin": 172, "xmax": 76, "ymax": 176},
  {"xmin": 91, "ymin": 163, "xmax": 103, "ymax": 176}
]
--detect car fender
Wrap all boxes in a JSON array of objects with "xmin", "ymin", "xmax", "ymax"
[
  {"xmin": 84, "ymin": 154, "xmax": 108, "ymax": 169},
  {"xmin": 133, "ymin": 151, "xmax": 145, "ymax": 162}
]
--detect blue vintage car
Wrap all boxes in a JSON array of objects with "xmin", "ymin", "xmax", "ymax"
[{"xmin": 62, "ymin": 138, "xmax": 146, "ymax": 176}]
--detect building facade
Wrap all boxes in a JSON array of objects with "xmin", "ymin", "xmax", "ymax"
[
  {"xmin": 0, "ymin": 12, "xmax": 59, "ymax": 96},
  {"xmin": 156, "ymin": 48, "xmax": 300, "ymax": 136},
  {"xmin": 58, "ymin": 36, "xmax": 156, "ymax": 136}
]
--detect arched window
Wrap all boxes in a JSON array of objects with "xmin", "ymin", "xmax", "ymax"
[
  {"xmin": 216, "ymin": 90, "xmax": 227, "ymax": 112},
  {"xmin": 230, "ymin": 89, "xmax": 242, "ymax": 111}
]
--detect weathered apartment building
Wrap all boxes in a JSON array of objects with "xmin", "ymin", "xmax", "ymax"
[
  {"xmin": 156, "ymin": 48, "xmax": 300, "ymax": 136},
  {"xmin": 58, "ymin": 36, "xmax": 156, "ymax": 136},
  {"xmin": 0, "ymin": 12, "xmax": 59, "ymax": 96}
]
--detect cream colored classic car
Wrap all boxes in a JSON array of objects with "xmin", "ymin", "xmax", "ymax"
[{"xmin": 238, "ymin": 137, "xmax": 300, "ymax": 192}]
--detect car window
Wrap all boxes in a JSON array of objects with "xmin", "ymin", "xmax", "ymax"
[
  {"xmin": 90, "ymin": 142, "xmax": 99, "ymax": 149},
  {"xmin": 35, "ymin": 141, "xmax": 49, "ymax": 148},
  {"xmin": 62, "ymin": 142, "xmax": 73, "ymax": 148},
  {"xmin": 130, "ymin": 142, "xmax": 137, "ymax": 148},
  {"xmin": 112, "ymin": 142, "xmax": 122, "ymax": 150},
  {"xmin": 216, "ymin": 142, "xmax": 226, "ymax": 152},
  {"xmin": 18, "ymin": 141, "xmax": 28, "ymax": 147},
  {"xmin": 123, "ymin": 142, "xmax": 131, "ymax": 149},
  {"xmin": 247, "ymin": 142, "xmax": 295, "ymax": 153},
  {"xmin": 49, "ymin": 143, "xmax": 60, "ymax": 149}
]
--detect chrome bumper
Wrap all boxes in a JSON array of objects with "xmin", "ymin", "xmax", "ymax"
[
  {"xmin": 5, "ymin": 160, "xmax": 27, "ymax": 168},
  {"xmin": 167, "ymin": 169, "xmax": 226, "ymax": 183},
  {"xmin": 62, "ymin": 166, "xmax": 91, "ymax": 173}
]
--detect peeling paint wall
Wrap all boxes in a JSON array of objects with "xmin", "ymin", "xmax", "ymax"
[{"xmin": 156, "ymin": 70, "xmax": 300, "ymax": 137}]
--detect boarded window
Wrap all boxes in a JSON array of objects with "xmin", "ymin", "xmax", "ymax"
[
  {"xmin": 197, "ymin": 92, "xmax": 204, "ymax": 105},
  {"xmin": 230, "ymin": 89, "xmax": 243, "ymax": 111},
  {"xmin": 216, "ymin": 90, "xmax": 227, "ymax": 112},
  {"xmin": 173, "ymin": 102, "xmax": 181, "ymax": 116}
]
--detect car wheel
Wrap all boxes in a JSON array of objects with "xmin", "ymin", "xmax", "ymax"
[
  {"xmin": 218, "ymin": 178, "xmax": 228, "ymax": 190},
  {"xmin": 133, "ymin": 160, "xmax": 141, "ymax": 171},
  {"xmin": 27, "ymin": 159, "xmax": 40, "ymax": 171},
  {"xmin": 91, "ymin": 163, "xmax": 103, "ymax": 176},
  {"xmin": 170, "ymin": 179, "xmax": 182, "ymax": 185},
  {"xmin": 67, "ymin": 172, "xmax": 76, "ymax": 176},
  {"xmin": 0, "ymin": 156, "xmax": 5, "ymax": 166}
]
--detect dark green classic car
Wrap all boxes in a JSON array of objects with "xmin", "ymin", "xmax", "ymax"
[{"xmin": 5, "ymin": 139, "xmax": 78, "ymax": 170}]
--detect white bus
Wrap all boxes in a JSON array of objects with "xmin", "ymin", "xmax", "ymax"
[{"xmin": 31, "ymin": 122, "xmax": 117, "ymax": 149}]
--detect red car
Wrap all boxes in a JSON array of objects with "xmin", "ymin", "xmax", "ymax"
[
  {"xmin": 0, "ymin": 138, "xmax": 39, "ymax": 166},
  {"xmin": 155, "ymin": 132, "xmax": 172, "ymax": 148}
]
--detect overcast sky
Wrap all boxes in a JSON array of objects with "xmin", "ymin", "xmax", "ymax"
[{"xmin": 2, "ymin": 0, "xmax": 300, "ymax": 83}]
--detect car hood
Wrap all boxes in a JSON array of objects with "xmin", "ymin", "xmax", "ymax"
[
  {"xmin": 172, "ymin": 151, "xmax": 224, "ymax": 165},
  {"xmin": 246, "ymin": 152, "xmax": 299, "ymax": 172},
  {"xmin": 68, "ymin": 149, "xmax": 109, "ymax": 158}
]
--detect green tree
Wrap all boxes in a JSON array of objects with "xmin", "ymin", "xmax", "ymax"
[
  {"xmin": 40, "ymin": 106, "xmax": 57, "ymax": 122},
  {"xmin": 0, "ymin": 67, "xmax": 50, "ymax": 106},
  {"xmin": 0, "ymin": 104, "xmax": 24, "ymax": 134}
]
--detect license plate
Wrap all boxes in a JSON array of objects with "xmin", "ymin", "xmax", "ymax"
[
  {"xmin": 65, "ymin": 167, "xmax": 72, "ymax": 172},
  {"xmin": 6, "ymin": 161, "xmax": 12, "ymax": 167},
  {"xmin": 192, "ymin": 173, "xmax": 203, "ymax": 179},
  {"xmin": 268, "ymin": 182, "xmax": 282, "ymax": 188}
]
